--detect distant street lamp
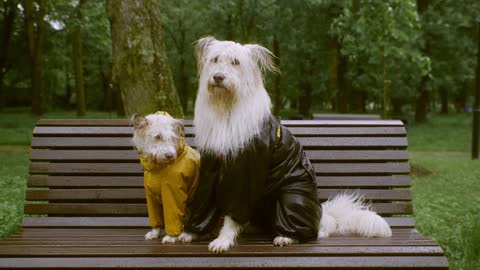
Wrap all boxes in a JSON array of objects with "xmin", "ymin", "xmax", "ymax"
[{"xmin": 472, "ymin": 24, "xmax": 480, "ymax": 160}]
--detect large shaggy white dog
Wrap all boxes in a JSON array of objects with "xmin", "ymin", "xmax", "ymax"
[{"xmin": 178, "ymin": 37, "xmax": 391, "ymax": 253}]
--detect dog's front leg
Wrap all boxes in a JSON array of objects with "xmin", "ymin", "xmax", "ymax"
[
  {"xmin": 145, "ymin": 228, "xmax": 161, "ymax": 240},
  {"xmin": 177, "ymin": 231, "xmax": 198, "ymax": 243},
  {"xmin": 208, "ymin": 215, "xmax": 242, "ymax": 253},
  {"xmin": 273, "ymin": 236, "xmax": 298, "ymax": 247}
]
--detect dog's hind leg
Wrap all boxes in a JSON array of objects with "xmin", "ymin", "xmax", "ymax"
[{"xmin": 208, "ymin": 215, "xmax": 243, "ymax": 253}]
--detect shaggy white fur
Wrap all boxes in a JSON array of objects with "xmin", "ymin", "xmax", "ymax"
[
  {"xmin": 208, "ymin": 216, "xmax": 243, "ymax": 253},
  {"xmin": 194, "ymin": 37, "xmax": 277, "ymax": 157},
  {"xmin": 319, "ymin": 193, "xmax": 392, "ymax": 238},
  {"xmin": 131, "ymin": 113, "xmax": 184, "ymax": 164}
]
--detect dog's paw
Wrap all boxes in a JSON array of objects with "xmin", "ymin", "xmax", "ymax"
[
  {"xmin": 208, "ymin": 237, "xmax": 235, "ymax": 253},
  {"xmin": 317, "ymin": 231, "xmax": 329, "ymax": 238},
  {"xmin": 144, "ymin": 229, "xmax": 160, "ymax": 240},
  {"xmin": 178, "ymin": 232, "xmax": 197, "ymax": 243},
  {"xmin": 161, "ymin": 235, "xmax": 178, "ymax": 244},
  {"xmin": 273, "ymin": 236, "xmax": 297, "ymax": 247}
]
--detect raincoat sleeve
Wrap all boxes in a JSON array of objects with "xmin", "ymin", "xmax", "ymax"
[{"xmin": 183, "ymin": 154, "xmax": 221, "ymax": 235}]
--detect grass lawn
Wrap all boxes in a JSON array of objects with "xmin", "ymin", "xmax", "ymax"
[{"xmin": 0, "ymin": 108, "xmax": 479, "ymax": 269}]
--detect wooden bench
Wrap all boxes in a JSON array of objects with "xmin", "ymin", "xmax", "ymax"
[
  {"xmin": 313, "ymin": 113, "xmax": 381, "ymax": 120},
  {"xmin": 0, "ymin": 119, "xmax": 448, "ymax": 269}
]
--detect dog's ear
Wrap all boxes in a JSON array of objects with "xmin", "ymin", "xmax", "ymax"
[
  {"xmin": 173, "ymin": 120, "xmax": 185, "ymax": 138},
  {"xmin": 130, "ymin": 113, "xmax": 149, "ymax": 130},
  {"xmin": 245, "ymin": 44, "xmax": 279, "ymax": 74},
  {"xmin": 195, "ymin": 36, "xmax": 216, "ymax": 68}
]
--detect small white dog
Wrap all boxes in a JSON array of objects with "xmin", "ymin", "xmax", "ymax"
[
  {"xmin": 131, "ymin": 112, "xmax": 200, "ymax": 244},
  {"xmin": 179, "ymin": 37, "xmax": 391, "ymax": 253}
]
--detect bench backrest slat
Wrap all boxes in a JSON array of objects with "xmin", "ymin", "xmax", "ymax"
[{"xmin": 26, "ymin": 119, "xmax": 411, "ymax": 218}]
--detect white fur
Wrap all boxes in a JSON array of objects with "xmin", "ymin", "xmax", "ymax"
[
  {"xmin": 194, "ymin": 37, "xmax": 277, "ymax": 157},
  {"xmin": 318, "ymin": 193, "xmax": 392, "ymax": 238},
  {"xmin": 144, "ymin": 228, "xmax": 160, "ymax": 240},
  {"xmin": 132, "ymin": 113, "xmax": 182, "ymax": 164},
  {"xmin": 177, "ymin": 232, "xmax": 198, "ymax": 243},
  {"xmin": 208, "ymin": 215, "xmax": 243, "ymax": 253},
  {"xmin": 273, "ymin": 236, "xmax": 297, "ymax": 247},
  {"xmin": 161, "ymin": 235, "xmax": 178, "ymax": 244}
]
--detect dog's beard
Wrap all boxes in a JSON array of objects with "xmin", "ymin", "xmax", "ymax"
[{"xmin": 207, "ymin": 83, "xmax": 237, "ymax": 110}]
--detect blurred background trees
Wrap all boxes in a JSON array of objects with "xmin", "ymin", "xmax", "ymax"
[{"xmin": 0, "ymin": 0, "xmax": 479, "ymax": 121}]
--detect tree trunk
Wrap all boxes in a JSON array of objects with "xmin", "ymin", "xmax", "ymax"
[
  {"xmin": 272, "ymin": 35, "xmax": 281, "ymax": 116},
  {"xmin": 415, "ymin": 0, "xmax": 430, "ymax": 123},
  {"xmin": 0, "ymin": 0, "xmax": 18, "ymax": 107},
  {"xmin": 30, "ymin": 0, "xmax": 46, "ymax": 115},
  {"xmin": 328, "ymin": 37, "xmax": 338, "ymax": 111},
  {"xmin": 337, "ymin": 49, "xmax": 347, "ymax": 113},
  {"xmin": 107, "ymin": 0, "xmax": 183, "ymax": 118},
  {"xmin": 454, "ymin": 85, "xmax": 467, "ymax": 112},
  {"xmin": 472, "ymin": 23, "xmax": 480, "ymax": 159},
  {"xmin": 298, "ymin": 79, "xmax": 313, "ymax": 119},
  {"xmin": 440, "ymin": 87, "xmax": 448, "ymax": 114},
  {"xmin": 23, "ymin": 0, "xmax": 34, "ymax": 58},
  {"xmin": 102, "ymin": 63, "xmax": 113, "ymax": 111},
  {"xmin": 391, "ymin": 97, "xmax": 403, "ymax": 117},
  {"xmin": 329, "ymin": 36, "xmax": 348, "ymax": 113},
  {"xmin": 350, "ymin": 89, "xmax": 366, "ymax": 113},
  {"xmin": 178, "ymin": 27, "xmax": 189, "ymax": 114},
  {"xmin": 73, "ymin": 0, "xmax": 86, "ymax": 116}
]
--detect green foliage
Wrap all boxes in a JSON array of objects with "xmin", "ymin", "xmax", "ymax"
[
  {"xmin": 422, "ymin": 0, "xmax": 480, "ymax": 104},
  {"xmin": 331, "ymin": 0, "xmax": 430, "ymax": 102},
  {"xmin": 1, "ymin": 0, "xmax": 480, "ymax": 118}
]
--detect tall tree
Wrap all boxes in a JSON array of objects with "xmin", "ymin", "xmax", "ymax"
[
  {"xmin": 473, "ymin": 23, "xmax": 480, "ymax": 159},
  {"xmin": 0, "ymin": 0, "xmax": 18, "ymax": 108},
  {"xmin": 107, "ymin": 0, "xmax": 183, "ymax": 117},
  {"xmin": 73, "ymin": 0, "xmax": 86, "ymax": 116},
  {"xmin": 24, "ymin": 0, "xmax": 47, "ymax": 115},
  {"xmin": 415, "ymin": 0, "xmax": 430, "ymax": 123}
]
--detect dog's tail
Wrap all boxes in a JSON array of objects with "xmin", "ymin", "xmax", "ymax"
[{"xmin": 318, "ymin": 192, "xmax": 392, "ymax": 238}]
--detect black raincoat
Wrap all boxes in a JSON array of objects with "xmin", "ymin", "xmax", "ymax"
[{"xmin": 184, "ymin": 115, "xmax": 321, "ymax": 241}]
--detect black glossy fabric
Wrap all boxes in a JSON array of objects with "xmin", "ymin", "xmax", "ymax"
[{"xmin": 184, "ymin": 115, "xmax": 321, "ymax": 241}]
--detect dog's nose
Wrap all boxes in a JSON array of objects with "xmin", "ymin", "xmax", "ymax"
[
  {"xmin": 165, "ymin": 153, "xmax": 174, "ymax": 159},
  {"xmin": 213, "ymin": 73, "xmax": 225, "ymax": 84}
]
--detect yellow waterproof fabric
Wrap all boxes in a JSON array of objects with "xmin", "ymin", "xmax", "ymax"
[{"xmin": 140, "ymin": 139, "xmax": 200, "ymax": 236}]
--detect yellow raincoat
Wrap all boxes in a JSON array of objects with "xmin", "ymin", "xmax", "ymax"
[{"xmin": 140, "ymin": 134, "xmax": 200, "ymax": 236}]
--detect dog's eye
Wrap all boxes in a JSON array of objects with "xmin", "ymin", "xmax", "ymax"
[
  {"xmin": 154, "ymin": 134, "xmax": 163, "ymax": 140},
  {"xmin": 212, "ymin": 56, "xmax": 219, "ymax": 63},
  {"xmin": 232, "ymin": 58, "xmax": 240, "ymax": 65}
]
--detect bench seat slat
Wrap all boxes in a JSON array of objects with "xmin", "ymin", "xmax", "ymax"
[
  {"xmin": 30, "ymin": 149, "xmax": 409, "ymax": 162},
  {"xmin": 28, "ymin": 175, "xmax": 411, "ymax": 188},
  {"xmin": 31, "ymin": 137, "xmax": 408, "ymax": 149},
  {"xmin": 0, "ymin": 245, "xmax": 445, "ymax": 257},
  {"xmin": 24, "ymin": 203, "xmax": 412, "ymax": 215},
  {"xmin": 25, "ymin": 189, "xmax": 412, "ymax": 201},
  {"xmin": 36, "ymin": 119, "xmax": 404, "ymax": 127},
  {"xmin": 0, "ymin": 256, "xmax": 448, "ymax": 269},
  {"xmin": 21, "ymin": 217, "xmax": 416, "ymax": 228},
  {"xmin": 33, "ymin": 126, "xmax": 406, "ymax": 137},
  {"xmin": 29, "ymin": 162, "xmax": 410, "ymax": 175}
]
